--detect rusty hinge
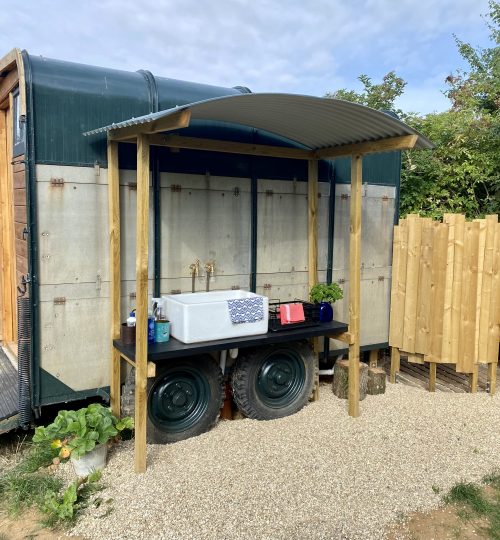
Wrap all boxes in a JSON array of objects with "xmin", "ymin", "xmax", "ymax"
[
  {"xmin": 265, "ymin": 189, "xmax": 274, "ymax": 196},
  {"xmin": 382, "ymin": 195, "xmax": 390, "ymax": 202},
  {"xmin": 129, "ymin": 292, "xmax": 136, "ymax": 300},
  {"xmin": 11, "ymin": 158, "xmax": 26, "ymax": 166},
  {"xmin": 231, "ymin": 285, "xmax": 240, "ymax": 290},
  {"xmin": 338, "ymin": 278, "xmax": 346, "ymax": 284},
  {"xmin": 50, "ymin": 178, "xmax": 64, "ymax": 187},
  {"xmin": 263, "ymin": 283, "xmax": 272, "ymax": 290},
  {"xmin": 378, "ymin": 275, "xmax": 385, "ymax": 282},
  {"xmin": 128, "ymin": 182, "xmax": 137, "ymax": 191},
  {"xmin": 53, "ymin": 297, "xmax": 66, "ymax": 305},
  {"xmin": 340, "ymin": 193, "xmax": 349, "ymax": 200},
  {"xmin": 171, "ymin": 184, "xmax": 182, "ymax": 192},
  {"xmin": 170, "ymin": 289, "xmax": 182, "ymax": 294}
]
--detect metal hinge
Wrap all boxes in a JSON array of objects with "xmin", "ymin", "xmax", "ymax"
[
  {"xmin": 50, "ymin": 177, "xmax": 64, "ymax": 187},
  {"xmin": 378, "ymin": 275, "xmax": 385, "ymax": 282},
  {"xmin": 233, "ymin": 187, "xmax": 240, "ymax": 197},
  {"xmin": 170, "ymin": 289, "xmax": 182, "ymax": 294},
  {"xmin": 338, "ymin": 278, "xmax": 346, "ymax": 284},
  {"xmin": 263, "ymin": 283, "xmax": 272, "ymax": 290},
  {"xmin": 129, "ymin": 292, "xmax": 136, "ymax": 300},
  {"xmin": 53, "ymin": 297, "xmax": 66, "ymax": 305},
  {"xmin": 265, "ymin": 189, "xmax": 274, "ymax": 196},
  {"xmin": 11, "ymin": 158, "xmax": 26, "ymax": 166},
  {"xmin": 171, "ymin": 184, "xmax": 182, "ymax": 192},
  {"xmin": 341, "ymin": 193, "xmax": 349, "ymax": 200},
  {"xmin": 128, "ymin": 182, "xmax": 137, "ymax": 191},
  {"xmin": 382, "ymin": 195, "xmax": 389, "ymax": 202}
]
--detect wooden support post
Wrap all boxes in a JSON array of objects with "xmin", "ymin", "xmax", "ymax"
[
  {"xmin": 390, "ymin": 347, "xmax": 400, "ymax": 383},
  {"xmin": 308, "ymin": 159, "xmax": 318, "ymax": 290},
  {"xmin": 107, "ymin": 139, "xmax": 121, "ymax": 417},
  {"xmin": 134, "ymin": 134, "xmax": 150, "ymax": 473},
  {"xmin": 487, "ymin": 362, "xmax": 497, "ymax": 395},
  {"xmin": 348, "ymin": 154, "xmax": 362, "ymax": 417},
  {"xmin": 469, "ymin": 366, "xmax": 478, "ymax": 393},
  {"xmin": 429, "ymin": 362, "xmax": 437, "ymax": 392},
  {"xmin": 369, "ymin": 349, "xmax": 378, "ymax": 368}
]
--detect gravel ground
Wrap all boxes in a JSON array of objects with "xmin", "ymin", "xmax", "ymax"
[{"xmin": 69, "ymin": 383, "xmax": 500, "ymax": 540}]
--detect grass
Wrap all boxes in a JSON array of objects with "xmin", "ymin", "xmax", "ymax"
[
  {"xmin": 444, "ymin": 472, "xmax": 500, "ymax": 540},
  {"xmin": 0, "ymin": 439, "xmax": 104, "ymax": 528}
]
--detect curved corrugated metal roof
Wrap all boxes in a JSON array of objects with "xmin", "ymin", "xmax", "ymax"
[{"xmin": 84, "ymin": 93, "xmax": 433, "ymax": 150}]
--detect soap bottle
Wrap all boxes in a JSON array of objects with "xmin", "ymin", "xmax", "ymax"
[{"xmin": 126, "ymin": 310, "xmax": 136, "ymax": 327}]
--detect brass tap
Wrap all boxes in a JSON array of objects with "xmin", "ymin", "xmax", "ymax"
[
  {"xmin": 204, "ymin": 260, "xmax": 215, "ymax": 276},
  {"xmin": 189, "ymin": 259, "xmax": 200, "ymax": 277}
]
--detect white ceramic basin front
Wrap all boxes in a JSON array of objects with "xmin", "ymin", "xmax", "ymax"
[{"xmin": 163, "ymin": 290, "xmax": 269, "ymax": 344}]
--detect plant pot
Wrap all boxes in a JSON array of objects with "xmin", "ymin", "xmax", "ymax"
[
  {"xmin": 319, "ymin": 302, "xmax": 334, "ymax": 322},
  {"xmin": 71, "ymin": 443, "xmax": 108, "ymax": 476}
]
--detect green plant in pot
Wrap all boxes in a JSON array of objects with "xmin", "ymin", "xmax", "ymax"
[
  {"xmin": 309, "ymin": 282, "xmax": 343, "ymax": 322},
  {"xmin": 33, "ymin": 403, "xmax": 134, "ymax": 476}
]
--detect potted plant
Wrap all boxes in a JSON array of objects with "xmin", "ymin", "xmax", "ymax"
[
  {"xmin": 33, "ymin": 403, "xmax": 134, "ymax": 476},
  {"xmin": 309, "ymin": 282, "xmax": 343, "ymax": 322}
]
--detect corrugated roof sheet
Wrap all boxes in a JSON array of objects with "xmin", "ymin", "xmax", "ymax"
[{"xmin": 84, "ymin": 93, "xmax": 434, "ymax": 150}]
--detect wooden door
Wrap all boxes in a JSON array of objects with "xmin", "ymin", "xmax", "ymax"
[{"xmin": 0, "ymin": 105, "xmax": 17, "ymax": 345}]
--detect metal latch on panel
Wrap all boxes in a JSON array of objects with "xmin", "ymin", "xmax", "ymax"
[
  {"xmin": 263, "ymin": 283, "xmax": 272, "ymax": 290},
  {"xmin": 338, "ymin": 278, "xmax": 346, "ymax": 284},
  {"xmin": 378, "ymin": 275, "xmax": 385, "ymax": 282},
  {"xmin": 128, "ymin": 182, "xmax": 137, "ymax": 191},
  {"xmin": 170, "ymin": 184, "xmax": 182, "ymax": 192},
  {"xmin": 50, "ymin": 178, "xmax": 64, "ymax": 187},
  {"xmin": 53, "ymin": 297, "xmax": 66, "ymax": 305},
  {"xmin": 341, "ymin": 193, "xmax": 349, "ymax": 200}
]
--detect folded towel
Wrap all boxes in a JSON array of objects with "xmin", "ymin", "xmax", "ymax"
[
  {"xmin": 278, "ymin": 303, "xmax": 305, "ymax": 324},
  {"xmin": 227, "ymin": 297, "xmax": 264, "ymax": 324}
]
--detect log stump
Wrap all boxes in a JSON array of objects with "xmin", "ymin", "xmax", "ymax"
[
  {"xmin": 367, "ymin": 367, "xmax": 386, "ymax": 395},
  {"xmin": 332, "ymin": 360, "xmax": 368, "ymax": 401}
]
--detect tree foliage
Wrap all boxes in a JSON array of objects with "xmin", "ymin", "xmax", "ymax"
[{"xmin": 325, "ymin": 1, "xmax": 500, "ymax": 219}]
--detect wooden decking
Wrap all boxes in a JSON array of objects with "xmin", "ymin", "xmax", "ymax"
[
  {"xmin": 382, "ymin": 354, "xmax": 498, "ymax": 393},
  {"xmin": 0, "ymin": 347, "xmax": 17, "ymax": 424}
]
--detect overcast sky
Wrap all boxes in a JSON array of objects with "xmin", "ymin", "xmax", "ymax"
[{"xmin": 0, "ymin": 0, "xmax": 492, "ymax": 114}]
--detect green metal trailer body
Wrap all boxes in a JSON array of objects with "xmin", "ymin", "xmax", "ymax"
[{"xmin": 0, "ymin": 50, "xmax": 400, "ymax": 431}]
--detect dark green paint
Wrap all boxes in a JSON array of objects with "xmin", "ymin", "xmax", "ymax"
[
  {"xmin": 39, "ymin": 368, "xmax": 109, "ymax": 406},
  {"xmin": 256, "ymin": 349, "xmax": 306, "ymax": 408},
  {"xmin": 148, "ymin": 366, "xmax": 211, "ymax": 432}
]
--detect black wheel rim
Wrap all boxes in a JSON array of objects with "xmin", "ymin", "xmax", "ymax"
[
  {"xmin": 256, "ymin": 349, "xmax": 306, "ymax": 408},
  {"xmin": 148, "ymin": 366, "xmax": 211, "ymax": 433}
]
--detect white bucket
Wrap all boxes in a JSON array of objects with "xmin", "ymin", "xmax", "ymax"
[{"xmin": 71, "ymin": 443, "xmax": 108, "ymax": 476}]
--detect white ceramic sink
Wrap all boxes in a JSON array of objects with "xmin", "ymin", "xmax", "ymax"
[{"xmin": 163, "ymin": 290, "xmax": 269, "ymax": 344}]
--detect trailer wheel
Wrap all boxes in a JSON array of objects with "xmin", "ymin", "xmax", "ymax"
[
  {"xmin": 231, "ymin": 342, "xmax": 316, "ymax": 420},
  {"xmin": 147, "ymin": 355, "xmax": 224, "ymax": 443}
]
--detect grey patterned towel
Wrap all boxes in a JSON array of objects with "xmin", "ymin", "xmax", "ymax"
[{"xmin": 227, "ymin": 297, "xmax": 264, "ymax": 324}]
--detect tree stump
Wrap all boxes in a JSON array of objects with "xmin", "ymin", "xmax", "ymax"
[
  {"xmin": 367, "ymin": 367, "xmax": 386, "ymax": 395},
  {"xmin": 332, "ymin": 360, "xmax": 368, "ymax": 400}
]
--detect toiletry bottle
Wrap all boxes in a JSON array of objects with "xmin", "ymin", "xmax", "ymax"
[
  {"xmin": 148, "ymin": 309, "xmax": 155, "ymax": 343},
  {"xmin": 127, "ymin": 310, "xmax": 136, "ymax": 327}
]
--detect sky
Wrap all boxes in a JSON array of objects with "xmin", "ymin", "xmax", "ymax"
[{"xmin": 0, "ymin": 0, "xmax": 493, "ymax": 115}]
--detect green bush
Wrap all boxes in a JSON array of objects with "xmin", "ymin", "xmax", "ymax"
[
  {"xmin": 33, "ymin": 403, "xmax": 133, "ymax": 460},
  {"xmin": 309, "ymin": 282, "xmax": 343, "ymax": 304}
]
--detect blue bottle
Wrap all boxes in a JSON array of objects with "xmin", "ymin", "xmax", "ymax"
[{"xmin": 147, "ymin": 310, "xmax": 155, "ymax": 343}]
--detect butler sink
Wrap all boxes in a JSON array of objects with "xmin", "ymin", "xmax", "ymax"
[{"xmin": 163, "ymin": 290, "xmax": 269, "ymax": 344}]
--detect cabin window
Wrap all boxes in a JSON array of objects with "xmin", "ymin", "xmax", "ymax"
[{"xmin": 12, "ymin": 89, "xmax": 25, "ymax": 157}]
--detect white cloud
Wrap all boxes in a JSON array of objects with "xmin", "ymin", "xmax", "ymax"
[{"xmin": 0, "ymin": 0, "xmax": 492, "ymax": 113}]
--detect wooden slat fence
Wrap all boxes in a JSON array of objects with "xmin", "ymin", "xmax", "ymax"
[{"xmin": 389, "ymin": 214, "xmax": 499, "ymax": 393}]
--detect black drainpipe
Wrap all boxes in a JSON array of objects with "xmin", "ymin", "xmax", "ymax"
[
  {"xmin": 138, "ymin": 70, "xmax": 161, "ymax": 297},
  {"xmin": 323, "ymin": 161, "xmax": 336, "ymax": 361},
  {"xmin": 22, "ymin": 50, "xmax": 40, "ymax": 413}
]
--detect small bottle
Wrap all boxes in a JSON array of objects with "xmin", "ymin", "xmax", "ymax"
[
  {"xmin": 148, "ymin": 310, "xmax": 155, "ymax": 343},
  {"xmin": 127, "ymin": 310, "xmax": 136, "ymax": 327}
]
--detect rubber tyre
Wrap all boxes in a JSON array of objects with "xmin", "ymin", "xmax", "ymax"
[
  {"xmin": 147, "ymin": 355, "xmax": 224, "ymax": 443},
  {"xmin": 231, "ymin": 342, "xmax": 316, "ymax": 420}
]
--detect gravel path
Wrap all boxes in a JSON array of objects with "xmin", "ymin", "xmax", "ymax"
[{"xmin": 70, "ymin": 383, "xmax": 500, "ymax": 540}]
